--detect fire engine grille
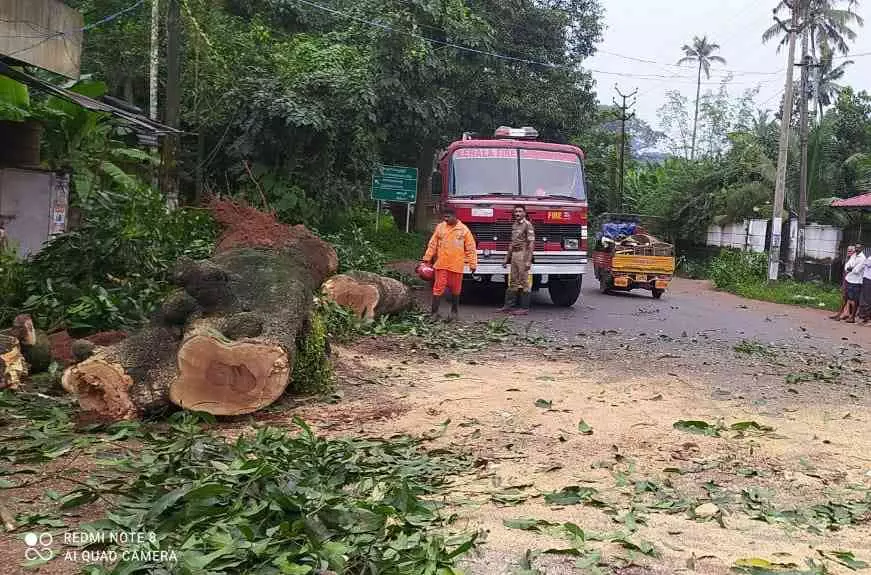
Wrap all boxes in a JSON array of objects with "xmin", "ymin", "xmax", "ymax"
[{"xmin": 466, "ymin": 222, "xmax": 583, "ymax": 249}]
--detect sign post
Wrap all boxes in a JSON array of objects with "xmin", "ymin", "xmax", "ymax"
[{"xmin": 371, "ymin": 165, "xmax": 418, "ymax": 233}]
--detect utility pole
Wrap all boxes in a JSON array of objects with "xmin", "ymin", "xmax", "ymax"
[
  {"xmin": 161, "ymin": 0, "xmax": 180, "ymax": 209},
  {"xmin": 613, "ymin": 85, "xmax": 637, "ymax": 213},
  {"xmin": 768, "ymin": 2, "xmax": 799, "ymax": 282},
  {"xmin": 796, "ymin": 48, "xmax": 816, "ymax": 279},
  {"xmin": 149, "ymin": 0, "xmax": 160, "ymax": 191},
  {"xmin": 148, "ymin": 0, "xmax": 159, "ymax": 121}
]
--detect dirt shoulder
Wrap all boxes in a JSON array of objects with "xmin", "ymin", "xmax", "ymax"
[{"xmin": 287, "ymin": 329, "xmax": 871, "ymax": 574}]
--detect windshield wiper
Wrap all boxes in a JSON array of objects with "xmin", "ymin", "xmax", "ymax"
[
  {"xmin": 454, "ymin": 192, "xmax": 516, "ymax": 198},
  {"xmin": 532, "ymin": 194, "xmax": 580, "ymax": 200}
]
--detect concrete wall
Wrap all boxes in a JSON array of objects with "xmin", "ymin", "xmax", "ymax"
[
  {"xmin": 707, "ymin": 220, "xmax": 768, "ymax": 253},
  {"xmin": 804, "ymin": 224, "xmax": 843, "ymax": 261},
  {"xmin": 0, "ymin": 168, "xmax": 69, "ymax": 257},
  {"xmin": 706, "ymin": 220, "xmax": 843, "ymax": 262},
  {"xmin": 0, "ymin": 0, "xmax": 83, "ymax": 79}
]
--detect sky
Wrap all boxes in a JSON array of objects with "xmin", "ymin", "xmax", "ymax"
[{"xmin": 585, "ymin": 0, "xmax": 871, "ymax": 131}]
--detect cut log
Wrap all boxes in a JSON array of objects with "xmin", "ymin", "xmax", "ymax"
[
  {"xmin": 166, "ymin": 247, "xmax": 315, "ymax": 415},
  {"xmin": 61, "ymin": 326, "xmax": 182, "ymax": 420},
  {"xmin": 61, "ymin": 360, "xmax": 137, "ymax": 420},
  {"xmin": 0, "ymin": 334, "xmax": 27, "ymax": 390},
  {"xmin": 60, "ymin": 202, "xmax": 337, "ymax": 420},
  {"xmin": 169, "ymin": 332, "xmax": 289, "ymax": 415},
  {"xmin": 322, "ymin": 271, "xmax": 412, "ymax": 320}
]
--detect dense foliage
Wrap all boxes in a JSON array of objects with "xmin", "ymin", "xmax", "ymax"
[
  {"xmin": 622, "ymin": 80, "xmax": 871, "ymax": 246},
  {"xmin": 65, "ymin": 0, "xmax": 604, "ymax": 224}
]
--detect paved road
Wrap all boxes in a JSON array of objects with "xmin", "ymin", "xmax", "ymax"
[{"xmin": 460, "ymin": 277, "xmax": 871, "ymax": 351}]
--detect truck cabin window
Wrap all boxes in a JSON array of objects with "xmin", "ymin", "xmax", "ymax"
[{"xmin": 450, "ymin": 148, "xmax": 585, "ymax": 200}]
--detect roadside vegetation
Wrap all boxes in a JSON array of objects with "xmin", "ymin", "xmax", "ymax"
[{"xmin": 708, "ymin": 250, "xmax": 841, "ymax": 311}]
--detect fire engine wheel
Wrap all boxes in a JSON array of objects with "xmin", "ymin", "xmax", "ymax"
[
  {"xmin": 549, "ymin": 276, "xmax": 582, "ymax": 307},
  {"xmin": 651, "ymin": 288, "xmax": 664, "ymax": 300}
]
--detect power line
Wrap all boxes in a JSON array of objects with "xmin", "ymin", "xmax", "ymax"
[
  {"xmin": 596, "ymin": 49, "xmax": 782, "ymax": 76},
  {"xmin": 82, "ymin": 0, "xmax": 145, "ymax": 31},
  {"xmin": 292, "ymin": 0, "xmax": 795, "ymax": 85},
  {"xmin": 1, "ymin": 0, "xmax": 144, "ymax": 58}
]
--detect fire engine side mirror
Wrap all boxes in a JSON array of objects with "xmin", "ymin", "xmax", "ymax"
[{"xmin": 431, "ymin": 171, "xmax": 442, "ymax": 197}]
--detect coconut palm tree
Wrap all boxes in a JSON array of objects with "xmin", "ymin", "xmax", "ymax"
[
  {"xmin": 812, "ymin": 47, "xmax": 853, "ymax": 119},
  {"xmin": 762, "ymin": 0, "xmax": 862, "ymax": 121},
  {"xmin": 676, "ymin": 36, "xmax": 726, "ymax": 160}
]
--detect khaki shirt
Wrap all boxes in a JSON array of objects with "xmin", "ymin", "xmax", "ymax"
[{"xmin": 510, "ymin": 219, "xmax": 535, "ymax": 253}]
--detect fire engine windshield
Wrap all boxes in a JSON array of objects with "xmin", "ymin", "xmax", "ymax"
[{"xmin": 450, "ymin": 148, "xmax": 585, "ymax": 200}]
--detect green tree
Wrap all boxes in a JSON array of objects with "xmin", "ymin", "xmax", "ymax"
[
  {"xmin": 763, "ymin": 0, "xmax": 862, "ymax": 124},
  {"xmin": 813, "ymin": 47, "xmax": 853, "ymax": 119},
  {"xmin": 676, "ymin": 36, "xmax": 726, "ymax": 160}
]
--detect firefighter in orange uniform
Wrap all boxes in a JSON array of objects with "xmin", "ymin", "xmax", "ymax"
[{"xmin": 421, "ymin": 208, "xmax": 477, "ymax": 321}]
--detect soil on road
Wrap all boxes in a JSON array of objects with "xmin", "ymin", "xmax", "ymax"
[{"xmin": 306, "ymin": 276, "xmax": 871, "ymax": 574}]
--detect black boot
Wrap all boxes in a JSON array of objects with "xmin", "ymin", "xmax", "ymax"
[
  {"xmin": 500, "ymin": 288, "xmax": 517, "ymax": 312},
  {"xmin": 512, "ymin": 292, "xmax": 531, "ymax": 315},
  {"xmin": 448, "ymin": 295, "xmax": 459, "ymax": 322},
  {"xmin": 430, "ymin": 295, "xmax": 442, "ymax": 318}
]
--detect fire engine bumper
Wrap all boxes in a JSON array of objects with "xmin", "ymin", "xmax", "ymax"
[{"xmin": 466, "ymin": 251, "xmax": 588, "ymax": 276}]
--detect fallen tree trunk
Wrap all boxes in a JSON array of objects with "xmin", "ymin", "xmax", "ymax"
[
  {"xmin": 61, "ymin": 325, "xmax": 181, "ymax": 419},
  {"xmin": 0, "ymin": 334, "xmax": 26, "ymax": 390},
  {"xmin": 322, "ymin": 271, "xmax": 412, "ymax": 320},
  {"xmin": 61, "ymin": 201, "xmax": 338, "ymax": 420}
]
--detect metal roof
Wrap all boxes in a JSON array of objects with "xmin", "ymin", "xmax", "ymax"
[
  {"xmin": 0, "ymin": 61, "xmax": 180, "ymax": 136},
  {"xmin": 831, "ymin": 193, "xmax": 871, "ymax": 209}
]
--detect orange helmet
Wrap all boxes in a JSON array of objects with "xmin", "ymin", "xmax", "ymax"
[{"xmin": 416, "ymin": 262, "xmax": 435, "ymax": 282}]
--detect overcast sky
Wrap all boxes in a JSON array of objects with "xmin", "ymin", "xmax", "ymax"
[{"xmin": 585, "ymin": 0, "xmax": 871, "ymax": 130}]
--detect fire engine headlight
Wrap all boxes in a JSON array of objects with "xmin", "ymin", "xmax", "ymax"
[{"xmin": 564, "ymin": 238, "xmax": 580, "ymax": 250}]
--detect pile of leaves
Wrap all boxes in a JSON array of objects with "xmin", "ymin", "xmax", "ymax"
[
  {"xmin": 0, "ymin": 80, "xmax": 217, "ymax": 333},
  {"xmin": 320, "ymin": 301, "xmax": 527, "ymax": 351},
  {"xmin": 1, "ymin": 390, "xmax": 477, "ymax": 573},
  {"xmin": 14, "ymin": 187, "xmax": 216, "ymax": 333},
  {"xmin": 77, "ymin": 419, "xmax": 475, "ymax": 574}
]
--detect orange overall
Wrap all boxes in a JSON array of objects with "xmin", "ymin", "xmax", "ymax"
[{"xmin": 423, "ymin": 221, "xmax": 477, "ymax": 296}]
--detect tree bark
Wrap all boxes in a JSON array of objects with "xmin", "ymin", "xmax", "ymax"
[
  {"xmin": 61, "ymin": 205, "xmax": 339, "ymax": 420},
  {"xmin": 322, "ymin": 271, "xmax": 412, "ymax": 321},
  {"xmin": 0, "ymin": 334, "xmax": 26, "ymax": 390},
  {"xmin": 691, "ymin": 62, "xmax": 702, "ymax": 160}
]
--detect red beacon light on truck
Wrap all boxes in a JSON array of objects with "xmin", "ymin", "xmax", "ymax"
[{"xmin": 494, "ymin": 126, "xmax": 539, "ymax": 140}]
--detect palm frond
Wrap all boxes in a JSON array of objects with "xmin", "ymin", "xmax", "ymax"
[{"xmin": 676, "ymin": 56, "xmax": 697, "ymax": 66}]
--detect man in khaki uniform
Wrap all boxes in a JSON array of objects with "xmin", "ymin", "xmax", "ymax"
[{"xmin": 501, "ymin": 205, "xmax": 535, "ymax": 314}]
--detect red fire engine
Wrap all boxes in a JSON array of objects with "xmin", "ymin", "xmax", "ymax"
[{"xmin": 432, "ymin": 126, "xmax": 589, "ymax": 306}]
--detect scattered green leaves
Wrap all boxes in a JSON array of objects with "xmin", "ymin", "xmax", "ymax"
[
  {"xmin": 818, "ymin": 551, "xmax": 869, "ymax": 570},
  {"xmin": 673, "ymin": 420, "xmax": 723, "ymax": 437},
  {"xmin": 544, "ymin": 486, "xmax": 600, "ymax": 506},
  {"xmin": 578, "ymin": 420, "xmax": 594, "ymax": 435}
]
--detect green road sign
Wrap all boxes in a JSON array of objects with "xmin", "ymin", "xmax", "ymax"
[{"xmin": 372, "ymin": 165, "xmax": 418, "ymax": 203}]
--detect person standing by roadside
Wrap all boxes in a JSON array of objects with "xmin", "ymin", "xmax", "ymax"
[
  {"xmin": 831, "ymin": 245, "xmax": 856, "ymax": 320},
  {"xmin": 838, "ymin": 243, "xmax": 866, "ymax": 323},
  {"xmin": 858, "ymin": 245, "xmax": 871, "ymax": 325},
  {"xmin": 501, "ymin": 205, "xmax": 535, "ymax": 315},
  {"xmin": 421, "ymin": 208, "xmax": 477, "ymax": 321}
]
